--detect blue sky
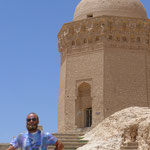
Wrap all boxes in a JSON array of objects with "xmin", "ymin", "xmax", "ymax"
[{"xmin": 0, "ymin": 0, "xmax": 149, "ymax": 143}]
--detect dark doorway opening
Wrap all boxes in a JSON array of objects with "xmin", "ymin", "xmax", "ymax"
[{"xmin": 85, "ymin": 108, "xmax": 92, "ymax": 127}]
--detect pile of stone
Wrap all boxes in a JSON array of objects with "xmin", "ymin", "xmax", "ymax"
[{"xmin": 77, "ymin": 107, "xmax": 150, "ymax": 150}]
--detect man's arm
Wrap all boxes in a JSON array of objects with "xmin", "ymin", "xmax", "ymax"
[
  {"xmin": 7, "ymin": 145, "xmax": 16, "ymax": 150},
  {"xmin": 55, "ymin": 140, "xmax": 64, "ymax": 150}
]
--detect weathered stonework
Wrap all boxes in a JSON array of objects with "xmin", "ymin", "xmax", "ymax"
[
  {"xmin": 57, "ymin": 6, "xmax": 150, "ymax": 133},
  {"xmin": 58, "ymin": 16, "xmax": 150, "ymax": 54}
]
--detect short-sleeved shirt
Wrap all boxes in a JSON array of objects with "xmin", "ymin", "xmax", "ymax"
[{"xmin": 10, "ymin": 129, "xmax": 57, "ymax": 150}]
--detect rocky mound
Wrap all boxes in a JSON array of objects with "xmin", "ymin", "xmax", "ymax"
[{"xmin": 77, "ymin": 107, "xmax": 150, "ymax": 150}]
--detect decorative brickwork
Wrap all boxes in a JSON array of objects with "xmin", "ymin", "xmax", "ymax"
[{"xmin": 58, "ymin": 16, "xmax": 150, "ymax": 55}]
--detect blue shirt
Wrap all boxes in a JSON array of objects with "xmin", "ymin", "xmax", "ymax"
[{"xmin": 10, "ymin": 129, "xmax": 57, "ymax": 150}]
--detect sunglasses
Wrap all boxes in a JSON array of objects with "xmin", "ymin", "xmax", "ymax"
[{"xmin": 26, "ymin": 118, "xmax": 37, "ymax": 122}]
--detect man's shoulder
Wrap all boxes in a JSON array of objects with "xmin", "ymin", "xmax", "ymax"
[
  {"xmin": 11, "ymin": 132, "xmax": 26, "ymax": 143},
  {"xmin": 41, "ymin": 130, "xmax": 53, "ymax": 138},
  {"xmin": 41, "ymin": 131, "xmax": 57, "ymax": 144},
  {"xmin": 17, "ymin": 132, "xmax": 27, "ymax": 139}
]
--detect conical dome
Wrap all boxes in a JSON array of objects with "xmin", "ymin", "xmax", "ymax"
[{"xmin": 73, "ymin": 0, "xmax": 147, "ymax": 21}]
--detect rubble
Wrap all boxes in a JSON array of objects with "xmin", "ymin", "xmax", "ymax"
[{"xmin": 77, "ymin": 107, "xmax": 150, "ymax": 150}]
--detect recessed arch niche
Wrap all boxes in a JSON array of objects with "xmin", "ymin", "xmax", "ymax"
[{"xmin": 75, "ymin": 82, "xmax": 92, "ymax": 128}]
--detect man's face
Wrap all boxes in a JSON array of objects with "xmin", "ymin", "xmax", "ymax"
[{"xmin": 26, "ymin": 114, "xmax": 39, "ymax": 133}]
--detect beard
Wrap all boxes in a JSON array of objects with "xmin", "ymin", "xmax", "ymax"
[{"xmin": 26, "ymin": 124, "xmax": 38, "ymax": 132}]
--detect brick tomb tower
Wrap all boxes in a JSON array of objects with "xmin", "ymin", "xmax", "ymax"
[{"xmin": 57, "ymin": 0, "xmax": 150, "ymax": 133}]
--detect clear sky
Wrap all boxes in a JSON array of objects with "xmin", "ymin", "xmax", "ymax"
[{"xmin": 0, "ymin": 0, "xmax": 149, "ymax": 143}]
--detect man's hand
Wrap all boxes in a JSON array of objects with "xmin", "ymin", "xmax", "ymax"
[
  {"xmin": 55, "ymin": 140, "xmax": 64, "ymax": 150},
  {"xmin": 7, "ymin": 145, "xmax": 16, "ymax": 150}
]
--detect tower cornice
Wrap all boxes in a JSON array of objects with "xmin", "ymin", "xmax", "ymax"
[{"xmin": 58, "ymin": 16, "xmax": 150, "ymax": 54}]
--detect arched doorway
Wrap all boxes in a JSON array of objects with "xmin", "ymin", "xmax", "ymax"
[{"xmin": 75, "ymin": 82, "xmax": 92, "ymax": 128}]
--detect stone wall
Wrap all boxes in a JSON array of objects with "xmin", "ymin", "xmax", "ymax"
[
  {"xmin": 57, "ymin": 59, "xmax": 67, "ymax": 133},
  {"xmin": 0, "ymin": 144, "xmax": 9, "ymax": 150},
  {"xmin": 0, "ymin": 143, "xmax": 22, "ymax": 150},
  {"xmin": 104, "ymin": 47, "xmax": 148, "ymax": 117}
]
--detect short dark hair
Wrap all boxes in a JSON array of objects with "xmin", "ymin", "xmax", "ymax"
[{"xmin": 27, "ymin": 112, "xmax": 39, "ymax": 122}]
